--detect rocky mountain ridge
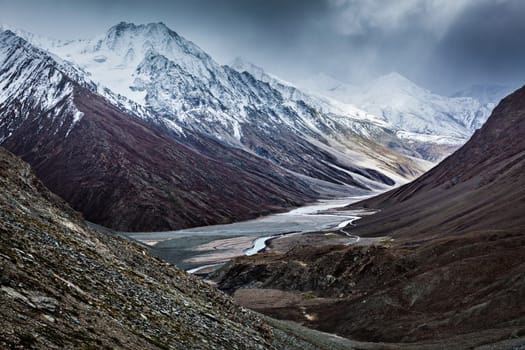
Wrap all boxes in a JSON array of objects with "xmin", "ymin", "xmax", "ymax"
[
  {"xmin": 21, "ymin": 22, "xmax": 429, "ymax": 182},
  {"xmin": 0, "ymin": 24, "xmax": 432, "ymax": 231}
]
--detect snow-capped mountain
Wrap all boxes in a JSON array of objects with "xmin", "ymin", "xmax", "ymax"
[
  {"xmin": 0, "ymin": 29, "xmax": 322, "ymax": 231},
  {"xmin": 351, "ymin": 73, "xmax": 493, "ymax": 143},
  {"xmin": 299, "ymin": 72, "xmax": 495, "ymax": 148},
  {"xmin": 230, "ymin": 58, "xmax": 458, "ymax": 161},
  {"xmin": 229, "ymin": 56, "xmax": 387, "ymax": 128},
  {"xmin": 46, "ymin": 24, "xmax": 386, "ymax": 141},
  {"xmin": 0, "ymin": 31, "xmax": 84, "ymax": 141},
  {"xmin": 24, "ymin": 22, "xmax": 428, "ymax": 185}
]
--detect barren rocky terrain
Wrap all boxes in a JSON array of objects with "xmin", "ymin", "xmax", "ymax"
[{"xmin": 218, "ymin": 233, "xmax": 525, "ymax": 349}]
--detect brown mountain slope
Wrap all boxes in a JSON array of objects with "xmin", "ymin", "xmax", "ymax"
[
  {"xmin": 0, "ymin": 146, "xmax": 347, "ymax": 349},
  {"xmin": 3, "ymin": 87, "xmax": 317, "ymax": 231},
  {"xmin": 349, "ymin": 84, "xmax": 525, "ymax": 240}
]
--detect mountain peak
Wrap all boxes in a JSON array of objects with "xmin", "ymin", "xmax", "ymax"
[
  {"xmin": 0, "ymin": 28, "xmax": 16, "ymax": 40},
  {"xmin": 104, "ymin": 21, "xmax": 173, "ymax": 49},
  {"xmin": 0, "ymin": 28, "xmax": 24, "ymax": 43},
  {"xmin": 373, "ymin": 72, "xmax": 423, "ymax": 91},
  {"xmin": 357, "ymin": 72, "xmax": 431, "ymax": 101},
  {"xmin": 229, "ymin": 56, "xmax": 300, "ymax": 90},
  {"xmin": 0, "ymin": 30, "xmax": 40, "ymax": 60},
  {"xmin": 382, "ymin": 71, "xmax": 406, "ymax": 80},
  {"xmin": 109, "ymin": 21, "xmax": 172, "ymax": 36},
  {"xmin": 0, "ymin": 23, "xmax": 14, "ymax": 34},
  {"xmin": 0, "ymin": 24, "xmax": 61, "ymax": 51},
  {"xmin": 100, "ymin": 21, "xmax": 209, "ymax": 62}
]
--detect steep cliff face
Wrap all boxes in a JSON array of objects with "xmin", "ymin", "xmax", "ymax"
[{"xmin": 0, "ymin": 146, "xmax": 333, "ymax": 349}]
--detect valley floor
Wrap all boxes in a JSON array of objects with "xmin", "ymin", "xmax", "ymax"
[{"xmin": 120, "ymin": 197, "xmax": 371, "ymax": 271}]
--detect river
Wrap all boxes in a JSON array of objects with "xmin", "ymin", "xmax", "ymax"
[{"xmin": 121, "ymin": 195, "xmax": 371, "ymax": 271}]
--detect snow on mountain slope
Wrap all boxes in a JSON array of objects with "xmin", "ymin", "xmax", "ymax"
[
  {"xmin": 230, "ymin": 57, "xmax": 387, "ymax": 128},
  {"xmin": 0, "ymin": 25, "xmax": 168, "ymax": 134},
  {"xmin": 299, "ymin": 72, "xmax": 494, "ymax": 147},
  {"xmin": 23, "ymin": 22, "xmax": 428, "ymax": 190},
  {"xmin": 297, "ymin": 72, "xmax": 359, "ymax": 104},
  {"xmin": 0, "ymin": 31, "xmax": 83, "ymax": 141},
  {"xmin": 451, "ymin": 84, "xmax": 513, "ymax": 106},
  {"xmin": 49, "ymin": 22, "xmax": 211, "ymax": 107},
  {"xmin": 352, "ymin": 73, "xmax": 492, "ymax": 140},
  {"xmin": 40, "ymin": 22, "xmax": 246, "ymax": 141},
  {"xmin": 230, "ymin": 58, "xmax": 456, "ymax": 162}
]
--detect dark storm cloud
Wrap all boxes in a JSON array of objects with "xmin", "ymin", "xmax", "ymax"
[
  {"xmin": 428, "ymin": 0, "xmax": 525, "ymax": 92},
  {"xmin": 1, "ymin": 0, "xmax": 524, "ymax": 93}
]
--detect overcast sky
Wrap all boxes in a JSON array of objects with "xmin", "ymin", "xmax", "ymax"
[{"xmin": 1, "ymin": 0, "xmax": 524, "ymax": 94}]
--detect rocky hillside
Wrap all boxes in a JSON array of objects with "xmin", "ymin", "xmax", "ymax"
[
  {"xmin": 0, "ymin": 146, "xmax": 338, "ymax": 349},
  {"xmin": 218, "ymin": 235, "xmax": 525, "ymax": 349}
]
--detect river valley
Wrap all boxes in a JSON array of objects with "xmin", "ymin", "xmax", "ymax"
[{"xmin": 121, "ymin": 196, "xmax": 374, "ymax": 271}]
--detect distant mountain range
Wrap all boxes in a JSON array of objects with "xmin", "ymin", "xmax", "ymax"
[
  {"xmin": 2, "ymin": 20, "xmax": 524, "ymax": 349},
  {"xmin": 232, "ymin": 57, "xmax": 515, "ymax": 161},
  {"xmin": 298, "ymin": 71, "xmax": 512, "ymax": 147}
]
